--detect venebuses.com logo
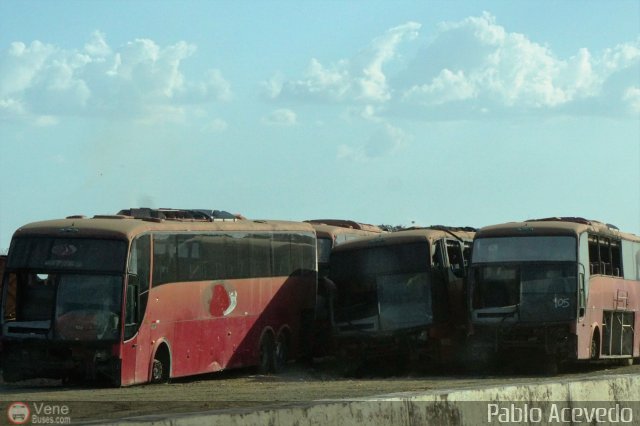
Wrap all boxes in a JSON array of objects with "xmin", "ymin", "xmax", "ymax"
[
  {"xmin": 6, "ymin": 401, "xmax": 71, "ymax": 425},
  {"xmin": 7, "ymin": 402, "xmax": 30, "ymax": 425}
]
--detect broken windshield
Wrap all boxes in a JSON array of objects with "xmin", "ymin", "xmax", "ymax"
[
  {"xmin": 330, "ymin": 242, "xmax": 432, "ymax": 328},
  {"xmin": 472, "ymin": 263, "xmax": 577, "ymax": 322},
  {"xmin": 3, "ymin": 272, "xmax": 123, "ymax": 341}
]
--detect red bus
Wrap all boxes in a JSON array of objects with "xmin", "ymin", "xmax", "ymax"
[
  {"xmin": 468, "ymin": 217, "xmax": 640, "ymax": 372},
  {"xmin": 0, "ymin": 209, "xmax": 317, "ymax": 386},
  {"xmin": 328, "ymin": 226, "xmax": 475, "ymax": 374}
]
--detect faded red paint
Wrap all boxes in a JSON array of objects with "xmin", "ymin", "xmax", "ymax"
[
  {"xmin": 119, "ymin": 275, "xmax": 314, "ymax": 385},
  {"xmin": 576, "ymin": 275, "xmax": 640, "ymax": 359}
]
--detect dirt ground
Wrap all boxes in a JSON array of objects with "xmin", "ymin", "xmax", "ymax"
[{"xmin": 1, "ymin": 359, "xmax": 639, "ymax": 424}]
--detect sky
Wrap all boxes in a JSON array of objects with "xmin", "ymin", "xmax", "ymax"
[{"xmin": 0, "ymin": 0, "xmax": 639, "ymax": 252}]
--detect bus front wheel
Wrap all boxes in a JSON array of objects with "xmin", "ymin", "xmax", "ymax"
[
  {"xmin": 151, "ymin": 345, "xmax": 171, "ymax": 384},
  {"xmin": 590, "ymin": 331, "xmax": 600, "ymax": 360}
]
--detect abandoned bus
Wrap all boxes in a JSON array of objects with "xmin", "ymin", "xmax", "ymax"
[
  {"xmin": 0, "ymin": 209, "xmax": 317, "ymax": 386},
  {"xmin": 468, "ymin": 217, "xmax": 640, "ymax": 370},
  {"xmin": 328, "ymin": 226, "xmax": 475, "ymax": 373},
  {"xmin": 305, "ymin": 219, "xmax": 384, "ymax": 276},
  {"xmin": 305, "ymin": 219, "xmax": 384, "ymax": 356}
]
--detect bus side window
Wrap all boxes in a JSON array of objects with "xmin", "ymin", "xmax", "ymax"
[
  {"xmin": 588, "ymin": 234, "xmax": 623, "ymax": 277},
  {"xmin": 588, "ymin": 235, "xmax": 600, "ymax": 274},
  {"xmin": 462, "ymin": 242, "xmax": 472, "ymax": 269},
  {"xmin": 432, "ymin": 241, "xmax": 444, "ymax": 268},
  {"xmin": 611, "ymin": 240, "xmax": 622, "ymax": 277},
  {"xmin": 445, "ymin": 240, "xmax": 465, "ymax": 278}
]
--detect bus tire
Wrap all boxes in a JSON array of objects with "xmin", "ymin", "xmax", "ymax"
[
  {"xmin": 274, "ymin": 330, "xmax": 289, "ymax": 373},
  {"xmin": 151, "ymin": 344, "xmax": 171, "ymax": 384},
  {"xmin": 590, "ymin": 330, "xmax": 600, "ymax": 360},
  {"xmin": 258, "ymin": 332, "xmax": 275, "ymax": 374}
]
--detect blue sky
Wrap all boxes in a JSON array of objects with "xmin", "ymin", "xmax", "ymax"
[{"xmin": 0, "ymin": 0, "xmax": 639, "ymax": 251}]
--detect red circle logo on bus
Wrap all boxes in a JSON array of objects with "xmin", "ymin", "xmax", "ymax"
[{"xmin": 210, "ymin": 284, "xmax": 231, "ymax": 316}]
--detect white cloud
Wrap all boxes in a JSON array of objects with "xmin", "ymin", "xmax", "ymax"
[
  {"xmin": 268, "ymin": 13, "xmax": 639, "ymax": 119},
  {"xmin": 0, "ymin": 98, "xmax": 25, "ymax": 117},
  {"xmin": 0, "ymin": 41, "xmax": 57, "ymax": 97},
  {"xmin": 404, "ymin": 69, "xmax": 476, "ymax": 105},
  {"xmin": 624, "ymin": 86, "xmax": 640, "ymax": 113},
  {"xmin": 34, "ymin": 115, "xmax": 59, "ymax": 127},
  {"xmin": 201, "ymin": 118, "xmax": 228, "ymax": 133},
  {"xmin": 262, "ymin": 108, "xmax": 297, "ymax": 126},
  {"xmin": 399, "ymin": 13, "xmax": 640, "ymax": 114},
  {"xmin": 84, "ymin": 31, "xmax": 111, "ymax": 58},
  {"xmin": 272, "ymin": 58, "xmax": 351, "ymax": 102},
  {"xmin": 337, "ymin": 123, "xmax": 409, "ymax": 161},
  {"xmin": 0, "ymin": 32, "xmax": 232, "ymax": 124},
  {"xmin": 267, "ymin": 22, "xmax": 420, "ymax": 103},
  {"xmin": 356, "ymin": 22, "xmax": 421, "ymax": 102}
]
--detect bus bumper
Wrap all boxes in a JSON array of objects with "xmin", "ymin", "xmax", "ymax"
[{"xmin": 1, "ymin": 340, "xmax": 121, "ymax": 385}]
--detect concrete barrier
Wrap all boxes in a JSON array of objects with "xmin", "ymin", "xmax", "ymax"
[{"xmin": 93, "ymin": 374, "xmax": 640, "ymax": 425}]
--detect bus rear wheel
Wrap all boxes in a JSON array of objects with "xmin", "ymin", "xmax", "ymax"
[
  {"xmin": 274, "ymin": 331, "xmax": 289, "ymax": 373},
  {"xmin": 258, "ymin": 333, "xmax": 275, "ymax": 374}
]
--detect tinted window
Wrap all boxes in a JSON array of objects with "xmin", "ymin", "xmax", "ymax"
[
  {"xmin": 472, "ymin": 236, "xmax": 576, "ymax": 263},
  {"xmin": 152, "ymin": 231, "xmax": 316, "ymax": 286},
  {"xmin": 8, "ymin": 237, "xmax": 127, "ymax": 272},
  {"xmin": 331, "ymin": 242, "xmax": 430, "ymax": 280}
]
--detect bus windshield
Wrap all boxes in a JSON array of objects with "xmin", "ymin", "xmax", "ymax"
[
  {"xmin": 472, "ymin": 236, "xmax": 576, "ymax": 263},
  {"xmin": 471, "ymin": 258, "xmax": 578, "ymax": 322},
  {"xmin": 3, "ymin": 272, "xmax": 123, "ymax": 341},
  {"xmin": 3, "ymin": 237, "xmax": 126, "ymax": 341},
  {"xmin": 330, "ymin": 242, "xmax": 433, "ymax": 331}
]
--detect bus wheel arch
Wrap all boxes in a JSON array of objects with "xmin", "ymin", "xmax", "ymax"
[
  {"xmin": 590, "ymin": 327, "xmax": 601, "ymax": 360},
  {"xmin": 258, "ymin": 328, "xmax": 276, "ymax": 374},
  {"xmin": 150, "ymin": 341, "xmax": 172, "ymax": 384}
]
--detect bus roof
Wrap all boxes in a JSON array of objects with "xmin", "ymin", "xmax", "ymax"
[
  {"xmin": 305, "ymin": 219, "xmax": 383, "ymax": 234},
  {"xmin": 11, "ymin": 215, "xmax": 315, "ymax": 243},
  {"xmin": 332, "ymin": 226, "xmax": 475, "ymax": 252},
  {"xmin": 475, "ymin": 217, "xmax": 640, "ymax": 242},
  {"xmin": 116, "ymin": 208, "xmax": 241, "ymax": 221}
]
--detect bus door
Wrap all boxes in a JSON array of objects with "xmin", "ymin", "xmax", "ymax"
[
  {"xmin": 444, "ymin": 239, "xmax": 468, "ymax": 320},
  {"xmin": 430, "ymin": 240, "xmax": 450, "ymax": 323},
  {"xmin": 121, "ymin": 235, "xmax": 151, "ymax": 385}
]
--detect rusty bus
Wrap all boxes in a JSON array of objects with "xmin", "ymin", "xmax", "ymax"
[
  {"xmin": 468, "ymin": 217, "xmax": 640, "ymax": 372},
  {"xmin": 0, "ymin": 209, "xmax": 317, "ymax": 385},
  {"xmin": 305, "ymin": 220, "xmax": 384, "ymax": 276},
  {"xmin": 328, "ymin": 226, "xmax": 475, "ymax": 374},
  {"xmin": 304, "ymin": 219, "xmax": 384, "ymax": 357}
]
